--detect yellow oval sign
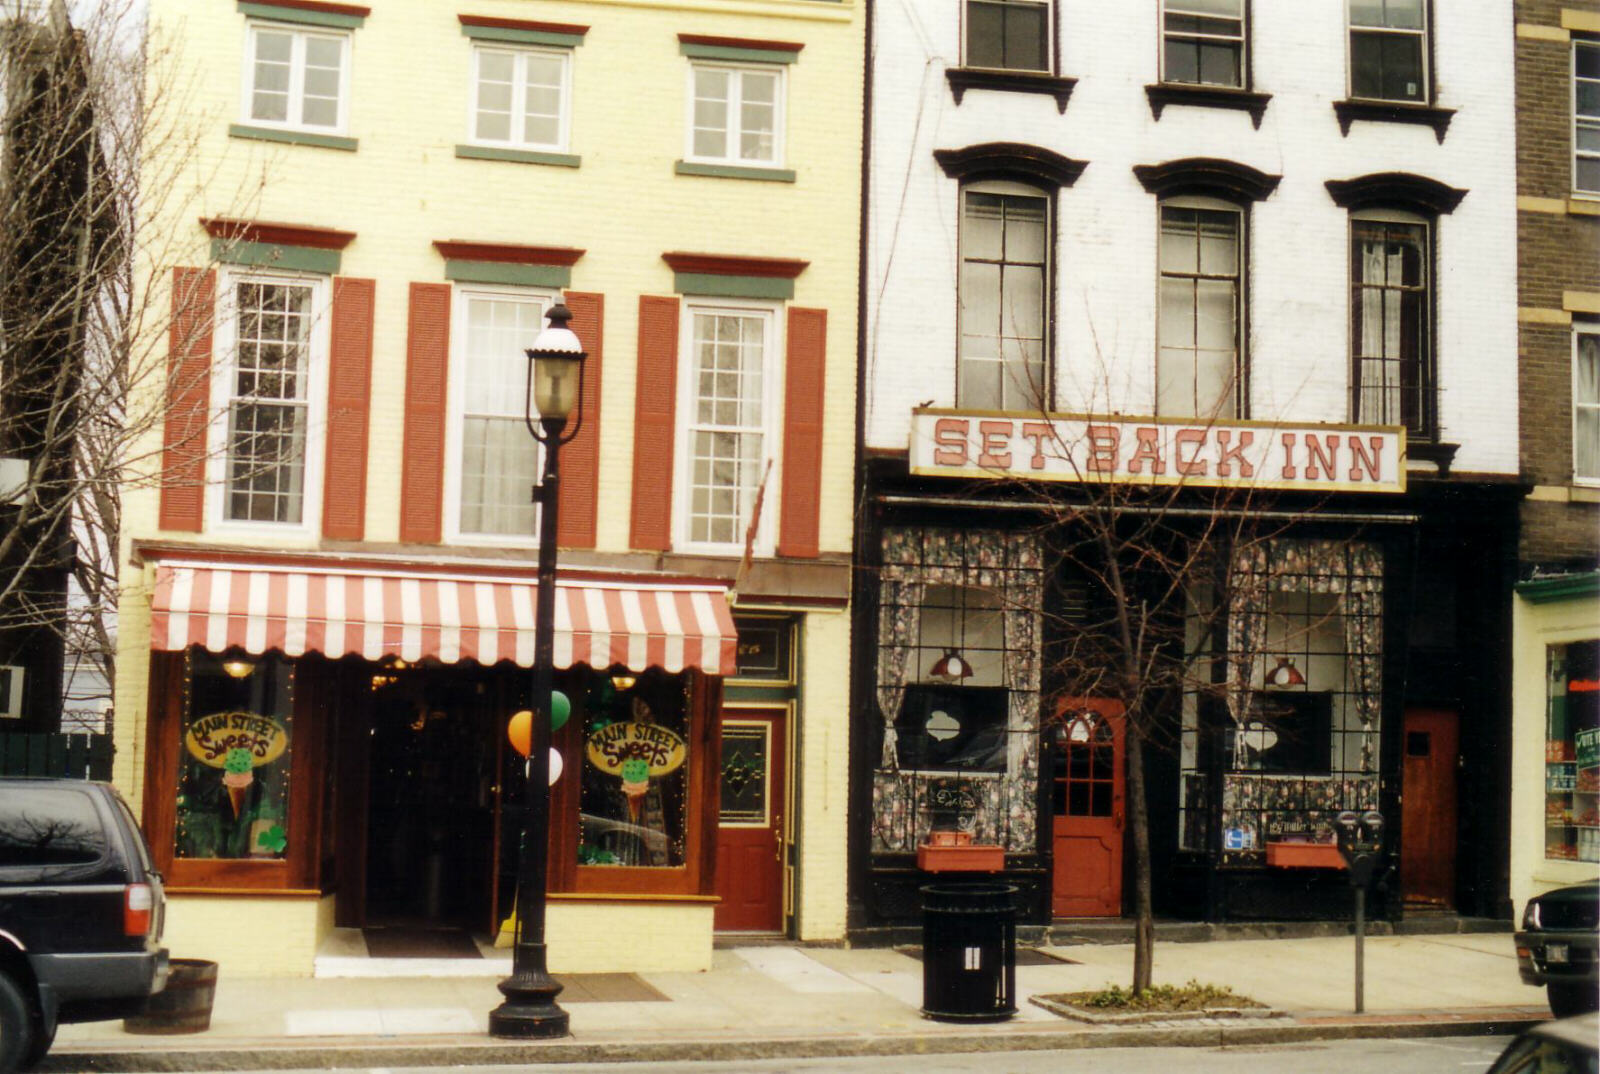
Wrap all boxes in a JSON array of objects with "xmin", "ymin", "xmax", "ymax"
[
  {"xmin": 584, "ymin": 722, "xmax": 687, "ymax": 778},
  {"xmin": 185, "ymin": 711, "xmax": 289, "ymax": 769}
]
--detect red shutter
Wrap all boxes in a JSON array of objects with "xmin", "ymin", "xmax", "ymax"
[
  {"xmin": 322, "ymin": 277, "xmax": 375, "ymax": 540},
  {"xmin": 778, "ymin": 307, "xmax": 827, "ymax": 559},
  {"xmin": 400, "ymin": 282, "xmax": 451, "ymax": 544},
  {"xmin": 557, "ymin": 291, "xmax": 603, "ymax": 549},
  {"xmin": 630, "ymin": 295, "xmax": 679, "ymax": 552},
  {"xmin": 159, "ymin": 267, "xmax": 215, "ymax": 533}
]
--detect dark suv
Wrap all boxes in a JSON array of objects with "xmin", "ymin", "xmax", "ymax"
[
  {"xmin": 1515, "ymin": 879, "xmax": 1599, "ymax": 1018},
  {"xmin": 0, "ymin": 779, "xmax": 169, "ymax": 1072}
]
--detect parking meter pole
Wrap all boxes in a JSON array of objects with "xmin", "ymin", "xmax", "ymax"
[{"xmin": 1354, "ymin": 886, "xmax": 1365, "ymax": 1014}]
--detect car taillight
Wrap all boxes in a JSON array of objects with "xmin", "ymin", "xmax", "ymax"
[{"xmin": 124, "ymin": 883, "xmax": 153, "ymax": 937}]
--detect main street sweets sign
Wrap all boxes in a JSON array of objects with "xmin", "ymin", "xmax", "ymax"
[{"xmin": 909, "ymin": 409, "xmax": 1405, "ymax": 493}]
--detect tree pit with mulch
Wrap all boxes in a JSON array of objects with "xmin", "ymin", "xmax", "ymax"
[{"xmin": 1030, "ymin": 980, "xmax": 1283, "ymax": 1024}]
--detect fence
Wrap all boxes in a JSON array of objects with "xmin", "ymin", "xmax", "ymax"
[{"xmin": 0, "ymin": 731, "xmax": 113, "ymax": 780}]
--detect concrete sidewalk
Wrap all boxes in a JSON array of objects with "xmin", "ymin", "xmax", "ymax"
[{"xmin": 42, "ymin": 933, "xmax": 1551, "ymax": 1071}]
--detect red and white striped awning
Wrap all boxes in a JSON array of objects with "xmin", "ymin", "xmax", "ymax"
[{"xmin": 148, "ymin": 559, "xmax": 738, "ymax": 676}]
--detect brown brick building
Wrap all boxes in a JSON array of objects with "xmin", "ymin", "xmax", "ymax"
[{"xmin": 1509, "ymin": 0, "xmax": 1600, "ymax": 918}]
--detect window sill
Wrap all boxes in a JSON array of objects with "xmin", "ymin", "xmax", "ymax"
[
  {"xmin": 229, "ymin": 123, "xmax": 358, "ymax": 152},
  {"xmin": 674, "ymin": 160, "xmax": 795, "ymax": 182},
  {"xmin": 1569, "ymin": 196, "xmax": 1600, "ymax": 216},
  {"xmin": 1145, "ymin": 83, "xmax": 1271, "ymax": 129},
  {"xmin": 455, "ymin": 144, "xmax": 580, "ymax": 168},
  {"xmin": 946, "ymin": 67, "xmax": 1077, "ymax": 113},
  {"xmin": 1332, "ymin": 99, "xmax": 1455, "ymax": 143}
]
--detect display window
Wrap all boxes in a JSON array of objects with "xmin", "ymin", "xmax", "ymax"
[{"xmin": 1544, "ymin": 639, "xmax": 1600, "ymax": 863}]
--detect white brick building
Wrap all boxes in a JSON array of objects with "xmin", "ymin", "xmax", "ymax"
[{"xmin": 851, "ymin": 0, "xmax": 1522, "ymax": 930}]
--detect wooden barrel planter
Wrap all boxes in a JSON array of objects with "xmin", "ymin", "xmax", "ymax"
[{"xmin": 123, "ymin": 959, "xmax": 218, "ymax": 1034}]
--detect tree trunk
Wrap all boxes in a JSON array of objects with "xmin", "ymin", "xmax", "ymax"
[{"xmin": 1125, "ymin": 712, "xmax": 1154, "ymax": 993}]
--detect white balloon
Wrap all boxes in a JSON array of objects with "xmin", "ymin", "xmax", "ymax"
[{"xmin": 548, "ymin": 747, "xmax": 564, "ymax": 785}]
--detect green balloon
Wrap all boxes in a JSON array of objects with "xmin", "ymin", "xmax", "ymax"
[{"xmin": 550, "ymin": 690, "xmax": 570, "ymax": 732}]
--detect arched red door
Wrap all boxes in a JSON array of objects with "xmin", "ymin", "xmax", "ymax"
[{"xmin": 1050, "ymin": 697, "xmax": 1124, "ymax": 918}]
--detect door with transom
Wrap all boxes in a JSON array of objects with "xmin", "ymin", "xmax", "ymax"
[
  {"xmin": 1050, "ymin": 697, "xmax": 1125, "ymax": 918},
  {"xmin": 714, "ymin": 708, "xmax": 787, "ymax": 933}
]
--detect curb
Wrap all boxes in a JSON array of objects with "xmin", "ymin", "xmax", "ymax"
[{"xmin": 39, "ymin": 1012, "xmax": 1549, "ymax": 1071}]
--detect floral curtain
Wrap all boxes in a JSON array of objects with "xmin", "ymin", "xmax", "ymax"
[{"xmin": 876, "ymin": 578, "xmax": 924, "ymax": 770}]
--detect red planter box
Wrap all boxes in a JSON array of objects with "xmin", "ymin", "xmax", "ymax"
[
  {"xmin": 917, "ymin": 843, "xmax": 1005, "ymax": 873},
  {"xmin": 1265, "ymin": 841, "xmax": 1346, "ymax": 869}
]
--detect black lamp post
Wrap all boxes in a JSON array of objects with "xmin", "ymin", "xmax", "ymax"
[{"xmin": 488, "ymin": 302, "xmax": 587, "ymax": 1039}]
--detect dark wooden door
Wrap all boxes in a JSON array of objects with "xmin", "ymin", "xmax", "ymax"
[
  {"xmin": 1051, "ymin": 697, "xmax": 1124, "ymax": 918},
  {"xmin": 714, "ymin": 708, "xmax": 787, "ymax": 932},
  {"xmin": 1401, "ymin": 707, "xmax": 1458, "ymax": 908}
]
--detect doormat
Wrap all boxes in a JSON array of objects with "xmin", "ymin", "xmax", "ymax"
[
  {"xmin": 362, "ymin": 928, "xmax": 482, "ymax": 959},
  {"xmin": 895, "ymin": 945, "xmax": 1079, "ymax": 966},
  {"xmin": 553, "ymin": 973, "xmax": 669, "ymax": 1003}
]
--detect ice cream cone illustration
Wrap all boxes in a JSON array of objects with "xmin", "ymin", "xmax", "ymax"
[
  {"xmin": 620, "ymin": 758, "xmax": 650, "ymax": 822},
  {"xmin": 222, "ymin": 748, "xmax": 255, "ymax": 818}
]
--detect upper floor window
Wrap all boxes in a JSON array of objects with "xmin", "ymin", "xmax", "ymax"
[
  {"xmin": 1576, "ymin": 40, "xmax": 1600, "ymax": 196},
  {"xmin": 470, "ymin": 44, "xmax": 570, "ymax": 152},
  {"xmin": 1350, "ymin": 213, "xmax": 1429, "ymax": 436},
  {"xmin": 678, "ymin": 303, "xmax": 778, "ymax": 551},
  {"xmin": 1161, "ymin": 0, "xmax": 1244, "ymax": 88},
  {"xmin": 1158, "ymin": 201, "xmax": 1241, "ymax": 419},
  {"xmin": 1577, "ymin": 326, "xmax": 1600, "ymax": 484},
  {"xmin": 964, "ymin": 0, "xmax": 1049, "ymax": 72},
  {"xmin": 449, "ymin": 289, "xmax": 551, "ymax": 540},
  {"xmin": 244, "ymin": 23, "xmax": 350, "ymax": 134},
  {"xmin": 1347, "ymin": 0, "xmax": 1427, "ymax": 103},
  {"xmin": 214, "ymin": 275, "xmax": 328, "ymax": 528},
  {"xmin": 958, "ymin": 182, "xmax": 1049, "ymax": 411},
  {"xmin": 687, "ymin": 62, "xmax": 782, "ymax": 168}
]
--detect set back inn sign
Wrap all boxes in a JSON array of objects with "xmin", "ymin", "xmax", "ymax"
[{"xmin": 909, "ymin": 409, "xmax": 1405, "ymax": 494}]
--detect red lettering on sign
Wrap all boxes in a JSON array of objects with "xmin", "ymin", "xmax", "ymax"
[
  {"xmin": 977, "ymin": 420, "xmax": 1013, "ymax": 469},
  {"xmin": 1127, "ymin": 427, "xmax": 1165, "ymax": 475},
  {"xmin": 1280, "ymin": 432, "xmax": 1298, "ymax": 479},
  {"xmin": 1086, "ymin": 425, "xmax": 1119, "ymax": 472},
  {"xmin": 933, "ymin": 418, "xmax": 969, "ymax": 466},
  {"xmin": 1348, "ymin": 436, "xmax": 1383, "ymax": 482},
  {"xmin": 1215, "ymin": 429, "xmax": 1254, "ymax": 478},
  {"xmin": 1020, "ymin": 422, "xmax": 1053, "ymax": 470},
  {"xmin": 1174, "ymin": 428, "xmax": 1208, "ymax": 476},
  {"xmin": 1304, "ymin": 433, "xmax": 1339, "ymax": 480}
]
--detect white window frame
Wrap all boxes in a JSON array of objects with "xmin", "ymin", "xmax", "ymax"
[
  {"xmin": 1575, "ymin": 324, "xmax": 1600, "ymax": 486},
  {"xmin": 466, "ymin": 42, "xmax": 572, "ymax": 153},
  {"xmin": 672, "ymin": 299, "xmax": 782, "ymax": 557},
  {"xmin": 1160, "ymin": 0, "xmax": 1246, "ymax": 88},
  {"xmin": 1156, "ymin": 194, "xmax": 1244, "ymax": 420},
  {"xmin": 443, "ymin": 284, "xmax": 556, "ymax": 547},
  {"xmin": 962, "ymin": 0, "xmax": 1052, "ymax": 73},
  {"xmin": 240, "ymin": 20, "xmax": 352, "ymax": 135},
  {"xmin": 1575, "ymin": 39, "xmax": 1600, "ymax": 198},
  {"xmin": 1345, "ymin": 0, "xmax": 1429, "ymax": 104},
  {"xmin": 684, "ymin": 60, "xmax": 785, "ymax": 169},
  {"xmin": 957, "ymin": 178, "xmax": 1052, "ymax": 413},
  {"xmin": 206, "ymin": 270, "xmax": 331, "ymax": 537}
]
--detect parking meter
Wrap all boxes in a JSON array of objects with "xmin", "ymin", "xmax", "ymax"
[
  {"xmin": 1334, "ymin": 810, "xmax": 1385, "ymax": 887},
  {"xmin": 1334, "ymin": 809, "xmax": 1385, "ymax": 1013}
]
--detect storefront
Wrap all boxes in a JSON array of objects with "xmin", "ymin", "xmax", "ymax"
[{"xmin": 133, "ymin": 546, "xmax": 739, "ymax": 974}]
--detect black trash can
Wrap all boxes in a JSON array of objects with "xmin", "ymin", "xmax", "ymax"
[{"xmin": 920, "ymin": 882, "xmax": 1017, "ymax": 1022}]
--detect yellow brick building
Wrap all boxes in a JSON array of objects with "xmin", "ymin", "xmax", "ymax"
[{"xmin": 119, "ymin": 0, "xmax": 860, "ymax": 976}]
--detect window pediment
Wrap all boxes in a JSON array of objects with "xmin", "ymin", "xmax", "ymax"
[
  {"xmin": 1324, "ymin": 173, "xmax": 1467, "ymax": 215},
  {"xmin": 934, "ymin": 143, "xmax": 1087, "ymax": 190},
  {"xmin": 1131, "ymin": 157, "xmax": 1280, "ymax": 203}
]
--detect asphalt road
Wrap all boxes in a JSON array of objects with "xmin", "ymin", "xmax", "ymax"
[{"xmin": 197, "ymin": 1035, "xmax": 1518, "ymax": 1074}]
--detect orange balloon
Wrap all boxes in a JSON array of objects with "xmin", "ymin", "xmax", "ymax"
[{"xmin": 508, "ymin": 709, "xmax": 533, "ymax": 758}]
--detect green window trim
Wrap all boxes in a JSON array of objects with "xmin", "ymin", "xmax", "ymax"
[
  {"xmin": 455, "ymin": 144, "xmax": 580, "ymax": 168},
  {"xmin": 674, "ymin": 160, "xmax": 795, "ymax": 183},
  {"xmin": 230, "ymin": 124, "xmax": 359, "ymax": 152},
  {"xmin": 460, "ymin": 23, "xmax": 584, "ymax": 48},
  {"xmin": 445, "ymin": 259, "xmax": 572, "ymax": 289},
  {"xmin": 680, "ymin": 41, "xmax": 799, "ymax": 64},
  {"xmin": 237, "ymin": 1, "xmax": 365, "ymax": 30},
  {"xmin": 672, "ymin": 272, "xmax": 794, "ymax": 301},
  {"xmin": 1516, "ymin": 571, "xmax": 1600, "ymax": 605},
  {"xmin": 211, "ymin": 238, "xmax": 342, "ymax": 275}
]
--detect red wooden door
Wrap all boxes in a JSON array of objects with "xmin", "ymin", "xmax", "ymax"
[
  {"xmin": 714, "ymin": 709, "xmax": 787, "ymax": 932},
  {"xmin": 1401, "ymin": 707, "xmax": 1458, "ymax": 908},
  {"xmin": 1051, "ymin": 698, "xmax": 1124, "ymax": 918}
]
